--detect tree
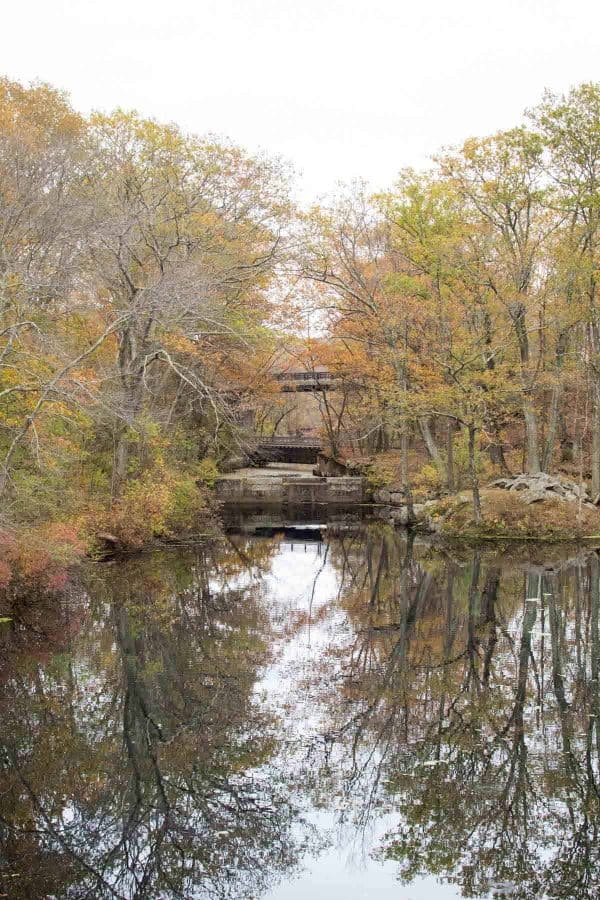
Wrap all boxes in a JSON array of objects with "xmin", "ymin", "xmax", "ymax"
[
  {"xmin": 531, "ymin": 84, "xmax": 600, "ymax": 492},
  {"xmin": 81, "ymin": 110, "xmax": 290, "ymax": 494}
]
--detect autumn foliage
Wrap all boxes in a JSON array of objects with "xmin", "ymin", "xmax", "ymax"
[
  {"xmin": 0, "ymin": 77, "xmax": 289, "ymax": 572},
  {"xmin": 3, "ymin": 76, "xmax": 600, "ymax": 565}
]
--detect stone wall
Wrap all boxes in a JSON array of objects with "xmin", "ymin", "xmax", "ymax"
[{"xmin": 216, "ymin": 473, "xmax": 364, "ymax": 505}]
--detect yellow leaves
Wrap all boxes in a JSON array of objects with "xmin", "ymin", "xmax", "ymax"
[
  {"xmin": 162, "ymin": 333, "xmax": 198, "ymax": 356},
  {"xmin": 104, "ymin": 465, "xmax": 209, "ymax": 549},
  {"xmin": 0, "ymin": 366, "xmax": 29, "ymax": 388},
  {"xmin": 0, "ymin": 77, "xmax": 84, "ymax": 142}
]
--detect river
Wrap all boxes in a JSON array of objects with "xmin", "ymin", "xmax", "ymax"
[{"xmin": 1, "ymin": 518, "xmax": 599, "ymax": 898}]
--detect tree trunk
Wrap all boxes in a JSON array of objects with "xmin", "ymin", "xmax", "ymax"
[
  {"xmin": 467, "ymin": 424, "xmax": 482, "ymax": 524},
  {"xmin": 541, "ymin": 331, "xmax": 568, "ymax": 473},
  {"xmin": 419, "ymin": 417, "xmax": 444, "ymax": 473},
  {"xmin": 510, "ymin": 301, "xmax": 541, "ymax": 474},
  {"xmin": 487, "ymin": 423, "xmax": 511, "ymax": 475},
  {"xmin": 113, "ymin": 429, "xmax": 130, "ymax": 496},
  {"xmin": 400, "ymin": 423, "xmax": 415, "ymax": 524},
  {"xmin": 592, "ymin": 383, "xmax": 600, "ymax": 498},
  {"xmin": 523, "ymin": 398, "xmax": 541, "ymax": 474},
  {"xmin": 112, "ymin": 324, "xmax": 146, "ymax": 497},
  {"xmin": 558, "ymin": 412, "xmax": 574, "ymax": 463},
  {"xmin": 392, "ymin": 327, "xmax": 415, "ymax": 521},
  {"xmin": 446, "ymin": 420, "xmax": 455, "ymax": 492}
]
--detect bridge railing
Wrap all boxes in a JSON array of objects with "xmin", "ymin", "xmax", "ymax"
[
  {"xmin": 274, "ymin": 371, "xmax": 334, "ymax": 382},
  {"xmin": 258, "ymin": 435, "xmax": 322, "ymax": 449}
]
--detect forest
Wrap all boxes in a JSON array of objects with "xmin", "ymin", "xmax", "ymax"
[{"xmin": 2, "ymin": 77, "xmax": 600, "ymax": 584}]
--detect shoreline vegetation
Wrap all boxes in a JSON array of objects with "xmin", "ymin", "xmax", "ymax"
[
  {"xmin": 3, "ymin": 78, "xmax": 600, "ymax": 589},
  {"xmin": 371, "ymin": 472, "xmax": 600, "ymax": 542}
]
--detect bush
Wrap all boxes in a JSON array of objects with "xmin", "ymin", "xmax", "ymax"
[
  {"xmin": 196, "ymin": 456, "xmax": 219, "ymax": 488},
  {"xmin": 103, "ymin": 466, "xmax": 210, "ymax": 549},
  {"xmin": 414, "ymin": 463, "xmax": 444, "ymax": 498},
  {"xmin": 365, "ymin": 452, "xmax": 403, "ymax": 491},
  {"xmin": 0, "ymin": 522, "xmax": 86, "ymax": 593}
]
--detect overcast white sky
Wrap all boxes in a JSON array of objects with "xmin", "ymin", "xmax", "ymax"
[{"xmin": 4, "ymin": 0, "xmax": 600, "ymax": 201}]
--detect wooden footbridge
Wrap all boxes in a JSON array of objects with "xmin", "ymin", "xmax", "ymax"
[
  {"xmin": 274, "ymin": 370, "xmax": 335, "ymax": 392},
  {"xmin": 256, "ymin": 435, "xmax": 323, "ymax": 464}
]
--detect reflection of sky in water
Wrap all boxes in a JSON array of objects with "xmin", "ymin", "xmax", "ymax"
[
  {"xmin": 258, "ymin": 540, "xmax": 465, "ymax": 899},
  {"xmin": 6, "ymin": 534, "xmax": 585, "ymax": 898}
]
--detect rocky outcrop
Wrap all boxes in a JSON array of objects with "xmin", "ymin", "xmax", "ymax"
[
  {"xmin": 372, "ymin": 485, "xmax": 440, "ymax": 531},
  {"xmin": 373, "ymin": 487, "xmax": 411, "ymax": 506},
  {"xmin": 315, "ymin": 453, "xmax": 350, "ymax": 477},
  {"xmin": 489, "ymin": 473, "xmax": 594, "ymax": 506},
  {"xmin": 373, "ymin": 472, "xmax": 600, "ymax": 538},
  {"xmin": 375, "ymin": 499, "xmax": 440, "ymax": 531}
]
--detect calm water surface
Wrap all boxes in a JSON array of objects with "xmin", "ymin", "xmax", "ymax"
[{"xmin": 2, "ymin": 521, "xmax": 600, "ymax": 898}]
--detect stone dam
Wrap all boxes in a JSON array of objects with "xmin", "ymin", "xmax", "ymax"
[{"xmin": 215, "ymin": 463, "xmax": 364, "ymax": 506}]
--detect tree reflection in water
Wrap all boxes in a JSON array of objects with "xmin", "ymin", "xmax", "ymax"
[
  {"xmin": 0, "ymin": 539, "xmax": 307, "ymax": 899},
  {"xmin": 2, "ymin": 527, "xmax": 600, "ymax": 898},
  {"xmin": 318, "ymin": 527, "xmax": 600, "ymax": 898}
]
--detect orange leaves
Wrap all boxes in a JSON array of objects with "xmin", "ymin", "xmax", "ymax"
[
  {"xmin": 162, "ymin": 333, "xmax": 198, "ymax": 356},
  {"xmin": 41, "ymin": 522, "xmax": 87, "ymax": 555},
  {"xmin": 101, "ymin": 466, "xmax": 211, "ymax": 550},
  {"xmin": 0, "ymin": 520, "xmax": 86, "ymax": 595},
  {"xmin": 0, "ymin": 558, "xmax": 11, "ymax": 588}
]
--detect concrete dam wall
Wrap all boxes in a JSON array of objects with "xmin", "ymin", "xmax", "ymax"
[{"xmin": 216, "ymin": 464, "xmax": 364, "ymax": 506}]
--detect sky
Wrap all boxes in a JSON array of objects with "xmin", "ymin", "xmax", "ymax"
[{"xmin": 4, "ymin": 0, "xmax": 600, "ymax": 202}]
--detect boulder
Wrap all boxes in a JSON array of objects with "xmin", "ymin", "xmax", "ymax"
[
  {"xmin": 488, "ymin": 473, "xmax": 593, "ymax": 506},
  {"xmin": 388, "ymin": 506, "xmax": 411, "ymax": 525},
  {"xmin": 385, "ymin": 503, "xmax": 427, "ymax": 525},
  {"xmin": 94, "ymin": 532, "xmax": 122, "ymax": 556}
]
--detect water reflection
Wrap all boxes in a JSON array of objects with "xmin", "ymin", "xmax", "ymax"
[
  {"xmin": 2, "ymin": 526, "xmax": 600, "ymax": 898},
  {"xmin": 0, "ymin": 542, "xmax": 305, "ymax": 898},
  {"xmin": 318, "ymin": 531, "xmax": 600, "ymax": 899}
]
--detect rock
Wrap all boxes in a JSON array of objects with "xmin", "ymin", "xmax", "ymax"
[
  {"xmin": 94, "ymin": 532, "xmax": 122, "ymax": 556},
  {"xmin": 384, "ymin": 503, "xmax": 429, "ymax": 526},
  {"xmin": 220, "ymin": 456, "xmax": 245, "ymax": 473},
  {"xmin": 489, "ymin": 473, "xmax": 594, "ymax": 507},
  {"xmin": 96, "ymin": 532, "xmax": 120, "ymax": 546},
  {"xmin": 388, "ymin": 506, "xmax": 411, "ymax": 525},
  {"xmin": 374, "ymin": 488, "xmax": 391, "ymax": 503}
]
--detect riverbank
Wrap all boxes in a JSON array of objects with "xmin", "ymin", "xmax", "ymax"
[
  {"xmin": 376, "ymin": 482, "xmax": 600, "ymax": 543},
  {"xmin": 4, "ymin": 467, "xmax": 600, "ymax": 598}
]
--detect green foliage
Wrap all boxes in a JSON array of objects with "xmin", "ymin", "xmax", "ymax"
[
  {"xmin": 196, "ymin": 456, "xmax": 219, "ymax": 488},
  {"xmin": 104, "ymin": 465, "xmax": 211, "ymax": 549},
  {"xmin": 413, "ymin": 463, "xmax": 444, "ymax": 497}
]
